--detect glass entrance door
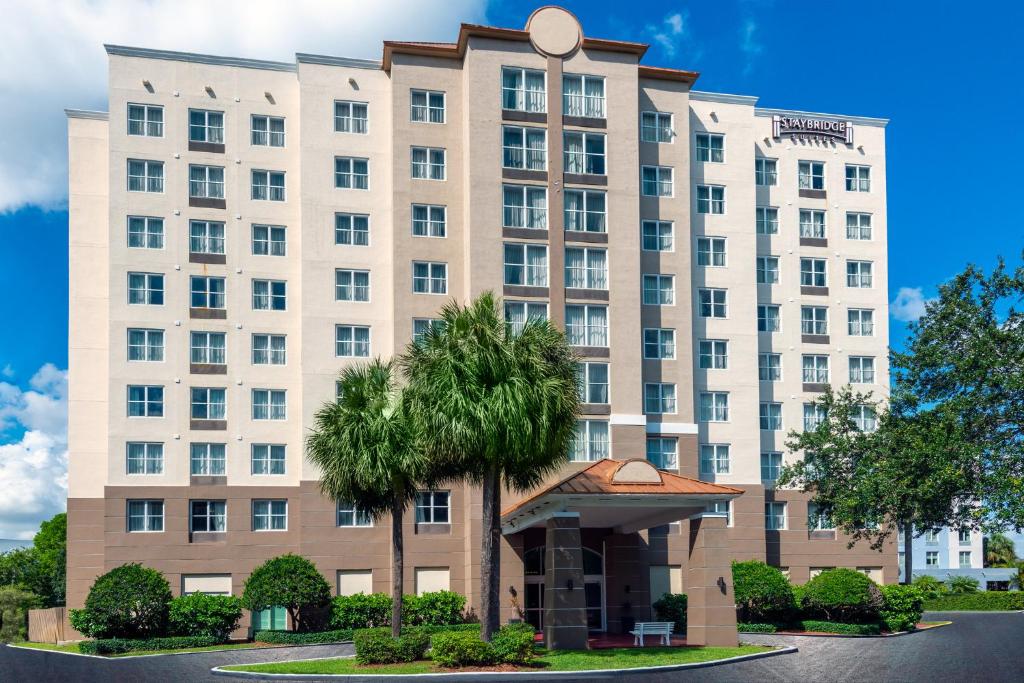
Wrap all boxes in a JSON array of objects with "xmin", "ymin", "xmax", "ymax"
[
  {"xmin": 525, "ymin": 578, "xmax": 544, "ymax": 631},
  {"xmin": 522, "ymin": 545, "xmax": 605, "ymax": 632}
]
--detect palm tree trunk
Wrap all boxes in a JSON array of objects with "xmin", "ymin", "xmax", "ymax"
[
  {"xmin": 391, "ymin": 497, "xmax": 404, "ymax": 638},
  {"xmin": 902, "ymin": 521, "xmax": 913, "ymax": 585},
  {"xmin": 480, "ymin": 465, "xmax": 502, "ymax": 641}
]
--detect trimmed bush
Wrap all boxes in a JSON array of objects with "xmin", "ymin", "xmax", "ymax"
[
  {"xmin": 168, "ymin": 593, "xmax": 242, "ymax": 641},
  {"xmin": 880, "ymin": 585, "xmax": 924, "ymax": 632},
  {"xmin": 253, "ymin": 628, "xmax": 352, "ymax": 644},
  {"xmin": 799, "ymin": 620, "xmax": 881, "ymax": 635},
  {"xmin": 78, "ymin": 635, "xmax": 219, "ymax": 655},
  {"xmin": 651, "ymin": 593, "xmax": 687, "ymax": 632},
  {"xmin": 69, "ymin": 563, "xmax": 172, "ymax": 639},
  {"xmin": 490, "ymin": 622, "xmax": 536, "ymax": 664},
  {"xmin": 430, "ymin": 630, "xmax": 496, "ymax": 667},
  {"xmin": 353, "ymin": 628, "xmax": 429, "ymax": 665},
  {"xmin": 241, "ymin": 554, "xmax": 331, "ymax": 633},
  {"xmin": 737, "ymin": 622, "xmax": 778, "ymax": 633},
  {"xmin": 911, "ymin": 575, "xmax": 946, "ymax": 600},
  {"xmin": 923, "ymin": 591, "xmax": 1024, "ymax": 611},
  {"xmin": 801, "ymin": 568, "xmax": 884, "ymax": 623},
  {"xmin": 947, "ymin": 576, "xmax": 980, "ymax": 594},
  {"xmin": 732, "ymin": 560, "xmax": 795, "ymax": 623},
  {"xmin": 330, "ymin": 592, "xmax": 392, "ymax": 630},
  {"xmin": 0, "ymin": 587, "xmax": 41, "ymax": 642},
  {"xmin": 405, "ymin": 590, "xmax": 466, "ymax": 626}
]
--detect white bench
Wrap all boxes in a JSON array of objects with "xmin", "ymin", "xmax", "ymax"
[{"xmin": 630, "ymin": 621, "xmax": 674, "ymax": 646}]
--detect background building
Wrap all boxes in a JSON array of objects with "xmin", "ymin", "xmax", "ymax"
[{"xmin": 899, "ymin": 526, "xmax": 1016, "ymax": 590}]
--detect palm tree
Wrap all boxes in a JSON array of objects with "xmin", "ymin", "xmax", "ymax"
[
  {"xmin": 306, "ymin": 359, "xmax": 425, "ymax": 637},
  {"xmin": 401, "ymin": 292, "xmax": 579, "ymax": 640},
  {"xmin": 984, "ymin": 532, "xmax": 1018, "ymax": 567}
]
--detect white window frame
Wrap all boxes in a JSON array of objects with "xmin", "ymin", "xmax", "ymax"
[
  {"xmin": 334, "ymin": 156, "xmax": 369, "ymax": 189},
  {"xmin": 335, "ymin": 213, "xmax": 370, "ymax": 246},
  {"xmin": 803, "ymin": 402, "xmax": 828, "ymax": 431},
  {"xmin": 575, "ymin": 362, "xmax": 609, "ymax": 405},
  {"xmin": 760, "ymin": 402, "xmax": 783, "ymax": 431},
  {"xmin": 755, "ymin": 158, "xmax": 777, "ymax": 186},
  {"xmin": 565, "ymin": 304, "xmax": 608, "ymax": 347},
  {"xmin": 696, "ymin": 237, "xmax": 727, "ymax": 267},
  {"xmin": 644, "ymin": 382, "xmax": 677, "ymax": 415},
  {"xmin": 761, "ymin": 452, "xmax": 783, "ymax": 482},
  {"xmin": 251, "ymin": 334, "xmax": 286, "ymax": 366},
  {"xmin": 127, "ymin": 159, "xmax": 164, "ymax": 193},
  {"xmin": 699, "ymin": 392, "xmax": 729, "ymax": 422},
  {"xmin": 503, "ymin": 243, "xmax": 549, "ymax": 287},
  {"xmin": 502, "ymin": 125, "xmax": 547, "ymax": 171},
  {"xmin": 571, "ymin": 420, "xmax": 610, "ymax": 462},
  {"xmin": 127, "ymin": 216, "xmax": 164, "ymax": 249},
  {"xmin": 189, "ymin": 164, "xmax": 225, "ymax": 199},
  {"xmin": 757, "ymin": 256, "xmax": 780, "ymax": 284},
  {"xmin": 641, "ymin": 219, "xmax": 673, "ymax": 251},
  {"xmin": 252, "ymin": 444, "xmax": 286, "ymax": 475},
  {"xmin": 799, "ymin": 210, "xmax": 827, "ymax": 239},
  {"xmin": 801, "ymin": 306, "xmax": 829, "ymax": 336},
  {"xmin": 412, "ymin": 318, "xmax": 444, "ymax": 344},
  {"xmin": 191, "ymin": 387, "xmax": 226, "ymax": 421},
  {"xmin": 846, "ymin": 212, "xmax": 873, "ymax": 240},
  {"xmin": 252, "ymin": 279, "xmax": 287, "ymax": 311},
  {"xmin": 251, "ymin": 114, "xmax": 285, "ymax": 146},
  {"xmin": 756, "ymin": 206, "xmax": 779, "ymax": 234},
  {"xmin": 335, "ymin": 325, "xmax": 371, "ymax": 358},
  {"xmin": 251, "ymin": 170, "xmax": 286, "ymax": 201},
  {"xmin": 646, "ymin": 437, "xmax": 678, "ymax": 470},
  {"xmin": 642, "ymin": 274, "xmax": 675, "ymax": 305},
  {"xmin": 337, "ymin": 501, "xmax": 374, "ymax": 527},
  {"xmin": 847, "ymin": 260, "xmax": 873, "ymax": 288},
  {"xmin": 415, "ymin": 491, "xmax": 450, "ymax": 524},
  {"xmin": 410, "ymin": 146, "xmax": 446, "ymax": 180},
  {"xmin": 644, "ymin": 328, "xmax": 676, "ymax": 360},
  {"xmin": 699, "ymin": 443, "xmax": 730, "ymax": 475},
  {"xmin": 758, "ymin": 304, "xmax": 780, "ymax": 332},
  {"xmin": 562, "ymin": 73, "xmax": 605, "ymax": 118},
  {"xmin": 641, "ymin": 111, "xmax": 673, "ymax": 143},
  {"xmin": 252, "ymin": 389, "xmax": 286, "ymax": 421},
  {"xmin": 127, "ymin": 385, "xmax": 163, "ymax": 417},
  {"xmin": 127, "ymin": 500, "xmax": 164, "ymax": 532},
  {"xmin": 563, "ymin": 131, "xmax": 606, "ymax": 175},
  {"xmin": 759, "ymin": 352, "xmax": 781, "ymax": 381},
  {"xmin": 504, "ymin": 301, "xmax": 548, "ymax": 335},
  {"xmin": 502, "ymin": 184, "xmax": 548, "ymax": 229},
  {"xmin": 845, "ymin": 164, "xmax": 871, "ymax": 192},
  {"xmin": 335, "ymin": 269, "xmax": 371, "ymax": 302},
  {"xmin": 849, "ymin": 356, "xmax": 875, "ymax": 384},
  {"xmin": 800, "ymin": 258, "xmax": 828, "ymax": 288},
  {"xmin": 501, "ymin": 66, "xmax": 547, "ymax": 113},
  {"xmin": 190, "ymin": 331, "xmax": 226, "ymax": 366},
  {"xmin": 127, "ymin": 103, "xmax": 163, "ymax": 137},
  {"xmin": 641, "ymin": 165, "xmax": 673, "ymax": 197},
  {"xmin": 252, "ymin": 224, "xmax": 286, "ymax": 256},
  {"xmin": 698, "ymin": 288, "xmax": 727, "ymax": 318},
  {"xmin": 696, "ymin": 185, "xmax": 726, "ymax": 214},
  {"xmin": 126, "ymin": 442, "xmax": 163, "ymax": 475},
  {"xmin": 802, "ymin": 354, "xmax": 830, "ymax": 383},
  {"xmin": 334, "ymin": 100, "xmax": 368, "ymax": 134},
  {"xmin": 188, "ymin": 109, "xmax": 224, "ymax": 143},
  {"xmin": 412, "ymin": 261, "xmax": 448, "ymax": 295},
  {"xmin": 410, "ymin": 89, "xmax": 445, "ymax": 123},
  {"xmin": 564, "ymin": 246, "xmax": 607, "ymax": 290},
  {"xmin": 698, "ymin": 339, "xmax": 728, "ymax": 369},
  {"xmin": 128, "ymin": 328, "xmax": 164, "ymax": 362},
  {"xmin": 848, "ymin": 308, "xmax": 875, "ymax": 336},
  {"xmin": 798, "ymin": 160, "xmax": 825, "ymax": 190},
  {"xmin": 190, "ymin": 500, "xmax": 227, "ymax": 532},
  {"xmin": 563, "ymin": 189, "xmax": 606, "ymax": 233},
  {"xmin": 695, "ymin": 133, "xmax": 725, "ymax": 163},
  {"xmin": 765, "ymin": 502, "xmax": 787, "ymax": 530},
  {"xmin": 252, "ymin": 500, "xmax": 288, "ymax": 531},
  {"xmin": 189, "ymin": 220, "xmax": 225, "ymax": 255},
  {"xmin": 190, "ymin": 442, "xmax": 226, "ymax": 475}
]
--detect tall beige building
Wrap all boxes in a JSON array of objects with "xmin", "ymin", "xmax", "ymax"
[{"xmin": 66, "ymin": 6, "xmax": 893, "ymax": 635}]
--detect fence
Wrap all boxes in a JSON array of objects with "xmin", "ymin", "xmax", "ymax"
[{"xmin": 28, "ymin": 607, "xmax": 83, "ymax": 644}]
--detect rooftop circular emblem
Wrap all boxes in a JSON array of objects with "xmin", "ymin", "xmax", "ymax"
[{"xmin": 526, "ymin": 6, "xmax": 582, "ymax": 57}]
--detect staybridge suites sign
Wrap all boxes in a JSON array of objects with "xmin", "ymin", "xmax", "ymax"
[{"xmin": 773, "ymin": 114, "xmax": 853, "ymax": 144}]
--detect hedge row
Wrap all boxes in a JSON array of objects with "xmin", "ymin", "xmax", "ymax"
[
  {"xmin": 798, "ymin": 620, "xmax": 881, "ymax": 635},
  {"xmin": 254, "ymin": 622, "xmax": 481, "ymax": 646},
  {"xmin": 79, "ymin": 635, "xmax": 220, "ymax": 655},
  {"xmin": 923, "ymin": 592, "xmax": 1024, "ymax": 611},
  {"xmin": 737, "ymin": 623, "xmax": 778, "ymax": 633}
]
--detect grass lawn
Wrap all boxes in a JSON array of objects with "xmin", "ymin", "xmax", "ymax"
[
  {"xmin": 224, "ymin": 644, "xmax": 773, "ymax": 675},
  {"xmin": 15, "ymin": 640, "xmax": 267, "ymax": 657}
]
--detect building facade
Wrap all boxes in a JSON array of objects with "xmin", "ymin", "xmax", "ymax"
[
  {"xmin": 66, "ymin": 6, "xmax": 894, "ymax": 635},
  {"xmin": 899, "ymin": 526, "xmax": 1016, "ymax": 590}
]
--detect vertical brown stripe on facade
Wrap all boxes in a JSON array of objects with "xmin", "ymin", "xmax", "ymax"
[{"xmin": 546, "ymin": 56, "xmax": 566, "ymax": 326}]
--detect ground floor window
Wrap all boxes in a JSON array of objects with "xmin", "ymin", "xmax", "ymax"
[{"xmin": 251, "ymin": 605, "xmax": 287, "ymax": 631}]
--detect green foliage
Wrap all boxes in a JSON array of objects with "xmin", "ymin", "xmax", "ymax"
[
  {"xmin": 651, "ymin": 593, "xmax": 687, "ymax": 632},
  {"xmin": 879, "ymin": 585, "xmax": 924, "ymax": 632},
  {"xmin": 737, "ymin": 623, "xmax": 778, "ymax": 633},
  {"xmin": 353, "ymin": 628, "xmax": 429, "ymax": 664},
  {"xmin": 984, "ymin": 533, "xmax": 1018, "ymax": 567},
  {"xmin": 923, "ymin": 591, "xmax": 1024, "ymax": 611},
  {"xmin": 254, "ymin": 628, "xmax": 354, "ymax": 644},
  {"xmin": 801, "ymin": 568, "xmax": 884, "ymax": 623},
  {"xmin": 911, "ymin": 575, "xmax": 946, "ymax": 600},
  {"xmin": 78, "ymin": 635, "xmax": 219, "ymax": 655},
  {"xmin": 167, "ymin": 593, "xmax": 242, "ymax": 641},
  {"xmin": 798, "ymin": 620, "xmax": 881, "ymax": 635},
  {"xmin": 430, "ymin": 630, "xmax": 496, "ymax": 667},
  {"xmin": 330, "ymin": 592, "xmax": 393, "ymax": 630},
  {"xmin": 404, "ymin": 590, "xmax": 466, "ymax": 626},
  {"xmin": 69, "ymin": 563, "xmax": 171, "ymax": 639},
  {"xmin": 241, "ymin": 554, "xmax": 331, "ymax": 632},
  {"xmin": 0, "ymin": 513, "xmax": 67, "ymax": 608},
  {"xmin": 947, "ymin": 576, "xmax": 980, "ymax": 594},
  {"xmin": 0, "ymin": 587, "xmax": 41, "ymax": 642},
  {"xmin": 731, "ymin": 561, "xmax": 795, "ymax": 623},
  {"xmin": 489, "ymin": 623, "xmax": 536, "ymax": 664}
]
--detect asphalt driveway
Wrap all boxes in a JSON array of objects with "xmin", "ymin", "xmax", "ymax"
[{"xmin": 1, "ymin": 612, "xmax": 1021, "ymax": 682}]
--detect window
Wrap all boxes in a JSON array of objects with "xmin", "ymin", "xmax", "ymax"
[
  {"xmin": 798, "ymin": 161, "xmax": 825, "ymax": 190},
  {"xmin": 760, "ymin": 402, "xmax": 783, "ymax": 431},
  {"xmin": 576, "ymin": 362, "xmax": 609, "ymax": 404},
  {"xmin": 849, "ymin": 356, "xmax": 875, "ymax": 384},
  {"xmin": 252, "ymin": 444, "xmax": 286, "ymax": 475},
  {"xmin": 699, "ymin": 392, "xmax": 729, "ymax": 422},
  {"xmin": 757, "ymin": 256, "xmax": 780, "ymax": 284},
  {"xmin": 191, "ymin": 500, "xmax": 226, "ymax": 532},
  {"xmin": 334, "ymin": 101, "xmax": 368, "ymax": 133},
  {"xmin": 127, "ymin": 159, "xmax": 163, "ymax": 192},
  {"xmin": 697, "ymin": 237, "xmax": 726, "ymax": 267},
  {"xmin": 504, "ymin": 301, "xmax": 548, "ymax": 335},
  {"xmin": 799, "ymin": 210, "xmax": 826, "ymax": 239},
  {"xmin": 415, "ymin": 491, "xmax": 449, "ymax": 524},
  {"xmin": 252, "ymin": 334, "xmax": 286, "ymax": 365},
  {"xmin": 335, "ymin": 157, "xmax": 369, "ymax": 189},
  {"xmin": 502, "ymin": 67, "xmax": 546, "ymax": 113},
  {"xmin": 641, "ymin": 111, "xmax": 672, "ymax": 143},
  {"xmin": 127, "ymin": 500, "xmax": 163, "ymax": 532},
  {"xmin": 845, "ymin": 164, "xmax": 870, "ymax": 192},
  {"xmin": 808, "ymin": 503, "xmax": 835, "ymax": 530},
  {"xmin": 502, "ymin": 126, "xmax": 546, "ymax": 170},
  {"xmin": 252, "ymin": 279, "xmax": 287, "ymax": 311},
  {"xmin": 563, "ymin": 189, "xmax": 606, "ymax": 232},
  {"xmin": 645, "ymin": 329, "xmax": 676, "ymax": 360},
  {"xmin": 698, "ymin": 288, "xmax": 727, "ymax": 318},
  {"xmin": 853, "ymin": 405, "xmax": 877, "ymax": 432},
  {"xmin": 190, "ymin": 220, "xmax": 225, "ymax": 255},
  {"xmin": 848, "ymin": 309, "xmax": 875, "ymax": 336},
  {"xmin": 189, "ymin": 109, "xmax": 223, "ymax": 143},
  {"xmin": 251, "ymin": 170, "xmax": 285, "ymax": 201},
  {"xmin": 562, "ymin": 74, "xmax": 604, "ymax": 118},
  {"xmin": 565, "ymin": 304, "xmax": 608, "ymax": 347},
  {"xmin": 190, "ymin": 332, "xmax": 226, "ymax": 365},
  {"xmin": 803, "ymin": 403, "xmax": 827, "ymax": 431},
  {"xmin": 336, "ymin": 325, "xmax": 370, "ymax": 357},
  {"xmin": 563, "ymin": 131, "xmax": 605, "ymax": 175},
  {"xmin": 847, "ymin": 261, "xmax": 873, "ymax": 288},
  {"xmin": 959, "ymin": 551, "xmax": 972, "ymax": 568},
  {"xmin": 696, "ymin": 185, "xmax": 725, "ymax": 214},
  {"xmin": 756, "ymin": 207, "xmax": 779, "ymax": 234},
  {"xmin": 191, "ymin": 387, "xmax": 226, "ymax": 420},
  {"xmin": 190, "ymin": 443, "xmax": 226, "ymax": 475},
  {"xmin": 695, "ymin": 133, "xmax": 724, "ymax": 162},
  {"xmin": 410, "ymin": 89, "xmax": 445, "ymax": 123},
  {"xmin": 252, "ymin": 224, "xmax": 286, "ymax": 256},
  {"xmin": 251, "ymin": 114, "xmax": 285, "ymax": 146},
  {"xmin": 128, "ymin": 385, "xmax": 163, "ymax": 417},
  {"xmin": 758, "ymin": 304, "xmax": 780, "ymax": 332},
  {"xmin": 504, "ymin": 243, "xmax": 548, "ymax": 286},
  {"xmin": 412, "ymin": 318, "xmax": 444, "ymax": 344},
  {"xmin": 700, "ymin": 444, "xmax": 730, "ymax": 474},
  {"xmin": 126, "ymin": 442, "xmax": 163, "ymax": 475},
  {"xmin": 128, "ymin": 329, "xmax": 164, "ymax": 362},
  {"xmin": 646, "ymin": 437, "xmax": 678, "ymax": 470},
  {"xmin": 925, "ymin": 551, "xmax": 939, "ymax": 567},
  {"xmin": 761, "ymin": 452, "xmax": 782, "ymax": 482},
  {"xmin": 759, "ymin": 353, "xmax": 781, "ymax": 381},
  {"xmin": 336, "ymin": 213, "xmax": 370, "ymax": 245},
  {"xmin": 643, "ymin": 274, "xmax": 675, "ymax": 305},
  {"xmin": 765, "ymin": 502, "xmax": 787, "ymax": 530},
  {"xmin": 924, "ymin": 529, "xmax": 939, "ymax": 544},
  {"xmin": 127, "ymin": 104, "xmax": 163, "ymax": 137},
  {"xmin": 252, "ymin": 389, "xmax": 286, "ymax": 420},
  {"xmin": 846, "ymin": 212, "xmax": 872, "ymax": 240},
  {"xmin": 801, "ymin": 306, "xmax": 829, "ymax": 335},
  {"xmin": 800, "ymin": 258, "xmax": 827, "ymax": 287},
  {"xmin": 755, "ymin": 158, "xmax": 777, "ymax": 186},
  {"xmin": 642, "ymin": 220, "xmax": 673, "ymax": 251},
  {"xmin": 337, "ymin": 501, "xmax": 373, "ymax": 527},
  {"xmin": 641, "ymin": 166, "xmax": 673, "ymax": 197},
  {"xmin": 412, "ymin": 262, "xmax": 447, "ymax": 294},
  {"xmin": 958, "ymin": 528, "xmax": 972, "ymax": 545},
  {"xmin": 128, "ymin": 216, "xmax": 164, "ymax": 249},
  {"xmin": 335, "ymin": 269, "xmax": 370, "ymax": 302},
  {"xmin": 503, "ymin": 184, "xmax": 547, "ymax": 229},
  {"xmin": 644, "ymin": 383, "xmax": 677, "ymax": 414},
  {"xmin": 411, "ymin": 147, "xmax": 446, "ymax": 180},
  {"xmin": 189, "ymin": 165, "xmax": 225, "ymax": 199},
  {"xmin": 253, "ymin": 500, "xmax": 288, "ymax": 531},
  {"xmin": 802, "ymin": 355, "xmax": 830, "ymax": 383},
  {"xmin": 571, "ymin": 420, "xmax": 610, "ymax": 461},
  {"xmin": 698, "ymin": 339, "xmax": 727, "ymax": 369},
  {"xmin": 565, "ymin": 247, "xmax": 607, "ymax": 289}
]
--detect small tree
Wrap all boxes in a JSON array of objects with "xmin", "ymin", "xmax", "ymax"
[
  {"xmin": 241, "ymin": 554, "xmax": 330, "ymax": 632},
  {"xmin": 68, "ymin": 563, "xmax": 171, "ymax": 638},
  {"xmin": 168, "ymin": 593, "xmax": 243, "ymax": 641},
  {"xmin": 732, "ymin": 560, "xmax": 794, "ymax": 623},
  {"xmin": 984, "ymin": 533, "xmax": 1018, "ymax": 567},
  {"xmin": 0, "ymin": 587, "xmax": 41, "ymax": 642}
]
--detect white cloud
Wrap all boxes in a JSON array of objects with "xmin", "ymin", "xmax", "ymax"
[
  {"xmin": 646, "ymin": 10, "xmax": 696, "ymax": 60},
  {"xmin": 739, "ymin": 18, "xmax": 763, "ymax": 75},
  {"xmin": 0, "ymin": 0, "xmax": 487, "ymax": 213},
  {"xmin": 891, "ymin": 287, "xmax": 933, "ymax": 322}
]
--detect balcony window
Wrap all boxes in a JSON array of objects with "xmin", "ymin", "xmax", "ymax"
[
  {"xmin": 503, "ymin": 126, "xmax": 546, "ymax": 170},
  {"xmin": 502, "ymin": 67, "xmax": 546, "ymax": 113},
  {"xmin": 563, "ymin": 132, "xmax": 605, "ymax": 175},
  {"xmin": 563, "ymin": 74, "xmax": 605, "ymax": 118}
]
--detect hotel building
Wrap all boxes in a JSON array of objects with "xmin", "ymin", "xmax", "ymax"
[{"xmin": 66, "ymin": 6, "xmax": 894, "ymax": 640}]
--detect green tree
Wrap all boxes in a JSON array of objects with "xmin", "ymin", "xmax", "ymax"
[
  {"xmin": 306, "ymin": 359, "xmax": 426, "ymax": 637},
  {"xmin": 984, "ymin": 533, "xmax": 1018, "ymax": 567},
  {"xmin": 241, "ymin": 554, "xmax": 331, "ymax": 632},
  {"xmin": 31, "ymin": 512, "xmax": 66, "ymax": 606},
  {"xmin": 401, "ymin": 293, "xmax": 579, "ymax": 640},
  {"xmin": 68, "ymin": 563, "xmax": 171, "ymax": 638},
  {"xmin": 0, "ymin": 548, "xmax": 38, "ymax": 590}
]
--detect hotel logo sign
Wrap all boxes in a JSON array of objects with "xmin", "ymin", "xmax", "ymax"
[{"xmin": 773, "ymin": 115, "xmax": 853, "ymax": 144}]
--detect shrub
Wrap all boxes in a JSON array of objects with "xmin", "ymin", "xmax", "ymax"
[
  {"xmin": 880, "ymin": 585, "xmax": 924, "ymax": 632},
  {"xmin": 732, "ymin": 560, "xmax": 795, "ymax": 623},
  {"xmin": 799, "ymin": 620, "xmax": 881, "ymax": 635},
  {"xmin": 405, "ymin": 590, "xmax": 466, "ymax": 626},
  {"xmin": 78, "ymin": 635, "xmax": 219, "ymax": 655},
  {"xmin": 0, "ymin": 587, "xmax": 41, "ymax": 642},
  {"xmin": 737, "ymin": 622, "xmax": 778, "ymax": 633},
  {"xmin": 490, "ymin": 622, "xmax": 535, "ymax": 664},
  {"xmin": 242, "ymin": 554, "xmax": 331, "ymax": 632},
  {"xmin": 911, "ymin": 575, "xmax": 946, "ymax": 600},
  {"xmin": 430, "ymin": 630, "xmax": 495, "ymax": 667},
  {"xmin": 167, "ymin": 593, "xmax": 242, "ymax": 641},
  {"xmin": 353, "ymin": 628, "xmax": 429, "ymax": 664},
  {"xmin": 330, "ymin": 592, "xmax": 393, "ymax": 630},
  {"xmin": 923, "ymin": 591, "xmax": 1024, "ymax": 611},
  {"xmin": 651, "ymin": 593, "xmax": 687, "ymax": 632},
  {"xmin": 395, "ymin": 630, "xmax": 431, "ymax": 662},
  {"xmin": 947, "ymin": 576, "xmax": 980, "ymax": 594},
  {"xmin": 255, "ymin": 628, "xmax": 354, "ymax": 644},
  {"xmin": 68, "ymin": 563, "xmax": 171, "ymax": 639},
  {"xmin": 802, "ymin": 568, "xmax": 884, "ymax": 623}
]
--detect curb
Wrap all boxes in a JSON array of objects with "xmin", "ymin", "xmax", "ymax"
[
  {"xmin": 7, "ymin": 640, "xmax": 353, "ymax": 660},
  {"xmin": 740, "ymin": 621, "xmax": 952, "ymax": 639}
]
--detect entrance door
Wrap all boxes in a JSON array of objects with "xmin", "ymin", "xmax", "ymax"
[
  {"xmin": 522, "ymin": 545, "xmax": 605, "ymax": 632},
  {"xmin": 582, "ymin": 547, "xmax": 605, "ymax": 632},
  {"xmin": 525, "ymin": 577, "xmax": 544, "ymax": 631}
]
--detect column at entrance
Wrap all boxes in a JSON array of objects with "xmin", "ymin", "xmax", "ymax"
[
  {"xmin": 543, "ymin": 512, "xmax": 589, "ymax": 649},
  {"xmin": 685, "ymin": 512, "xmax": 739, "ymax": 647}
]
